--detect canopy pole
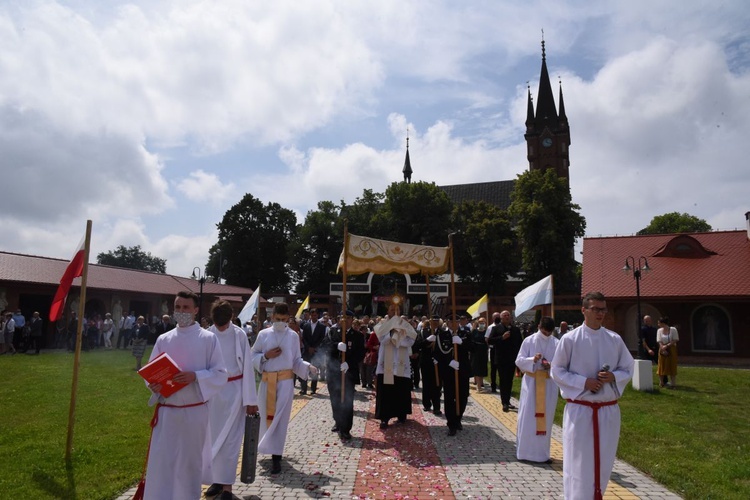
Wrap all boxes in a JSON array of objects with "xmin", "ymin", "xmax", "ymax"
[
  {"xmin": 448, "ymin": 233, "xmax": 459, "ymax": 416},
  {"xmin": 340, "ymin": 220, "xmax": 349, "ymax": 404}
]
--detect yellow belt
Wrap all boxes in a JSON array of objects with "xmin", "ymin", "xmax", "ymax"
[
  {"xmin": 525, "ymin": 370, "xmax": 550, "ymax": 436},
  {"xmin": 261, "ymin": 369, "xmax": 294, "ymax": 424}
]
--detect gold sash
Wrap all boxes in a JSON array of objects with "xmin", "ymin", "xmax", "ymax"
[
  {"xmin": 261, "ymin": 369, "xmax": 294, "ymax": 424},
  {"xmin": 525, "ymin": 370, "xmax": 550, "ymax": 436}
]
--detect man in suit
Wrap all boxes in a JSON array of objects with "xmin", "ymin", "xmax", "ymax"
[
  {"xmin": 154, "ymin": 314, "xmax": 173, "ymax": 342},
  {"xmin": 300, "ymin": 309, "xmax": 328, "ymax": 395}
]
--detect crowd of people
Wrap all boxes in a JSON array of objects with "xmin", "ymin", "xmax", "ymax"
[{"xmin": 2, "ymin": 288, "xmax": 648, "ymax": 500}]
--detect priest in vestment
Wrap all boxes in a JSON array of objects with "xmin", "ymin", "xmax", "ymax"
[
  {"xmin": 374, "ymin": 312, "xmax": 417, "ymax": 427},
  {"xmin": 251, "ymin": 302, "xmax": 317, "ymax": 474},
  {"xmin": 204, "ymin": 300, "xmax": 259, "ymax": 499},
  {"xmin": 551, "ymin": 292, "xmax": 634, "ymax": 500},
  {"xmin": 143, "ymin": 291, "xmax": 228, "ymax": 500},
  {"xmin": 515, "ymin": 316, "xmax": 559, "ymax": 462}
]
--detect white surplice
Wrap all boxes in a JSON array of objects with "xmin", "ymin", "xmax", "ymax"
[
  {"xmin": 550, "ymin": 324, "xmax": 634, "ymax": 500},
  {"xmin": 143, "ymin": 323, "xmax": 228, "ymax": 500},
  {"xmin": 515, "ymin": 332, "xmax": 559, "ymax": 462},
  {"xmin": 207, "ymin": 323, "xmax": 258, "ymax": 484},
  {"xmin": 251, "ymin": 325, "xmax": 311, "ymax": 455}
]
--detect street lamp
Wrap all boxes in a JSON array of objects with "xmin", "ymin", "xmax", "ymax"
[
  {"xmin": 191, "ymin": 267, "xmax": 206, "ymax": 322},
  {"xmin": 622, "ymin": 256, "xmax": 651, "ymax": 359}
]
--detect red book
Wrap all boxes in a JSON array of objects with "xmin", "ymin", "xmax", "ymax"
[{"xmin": 138, "ymin": 352, "xmax": 187, "ymax": 398}]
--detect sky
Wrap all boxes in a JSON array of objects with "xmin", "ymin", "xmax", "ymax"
[{"xmin": 1, "ymin": 0, "xmax": 749, "ymax": 281}]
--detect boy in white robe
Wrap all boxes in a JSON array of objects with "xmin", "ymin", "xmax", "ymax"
[
  {"xmin": 142, "ymin": 291, "xmax": 228, "ymax": 500},
  {"xmin": 551, "ymin": 292, "xmax": 634, "ymax": 500},
  {"xmin": 251, "ymin": 302, "xmax": 317, "ymax": 474},
  {"xmin": 205, "ymin": 300, "xmax": 259, "ymax": 499},
  {"xmin": 515, "ymin": 316, "xmax": 559, "ymax": 462}
]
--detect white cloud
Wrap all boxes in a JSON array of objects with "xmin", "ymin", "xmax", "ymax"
[
  {"xmin": 176, "ymin": 170, "xmax": 235, "ymax": 204},
  {"xmin": 0, "ymin": 0, "xmax": 748, "ymax": 283}
]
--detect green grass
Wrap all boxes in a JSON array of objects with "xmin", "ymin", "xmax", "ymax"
[
  {"xmin": 3, "ymin": 352, "xmax": 749, "ymax": 499},
  {"xmin": 1, "ymin": 348, "xmax": 154, "ymax": 499}
]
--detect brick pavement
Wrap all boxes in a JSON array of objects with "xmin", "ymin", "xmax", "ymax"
[{"xmin": 117, "ymin": 383, "xmax": 681, "ymax": 500}]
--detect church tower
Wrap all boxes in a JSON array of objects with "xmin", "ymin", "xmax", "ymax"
[
  {"xmin": 402, "ymin": 134, "xmax": 413, "ymax": 183},
  {"xmin": 524, "ymin": 40, "xmax": 570, "ymax": 180}
]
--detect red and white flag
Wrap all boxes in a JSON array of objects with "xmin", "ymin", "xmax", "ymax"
[{"xmin": 49, "ymin": 236, "xmax": 86, "ymax": 322}]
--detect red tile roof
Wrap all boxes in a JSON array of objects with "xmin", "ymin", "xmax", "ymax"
[
  {"xmin": 582, "ymin": 231, "xmax": 750, "ymax": 300},
  {"xmin": 0, "ymin": 251, "xmax": 256, "ymax": 298}
]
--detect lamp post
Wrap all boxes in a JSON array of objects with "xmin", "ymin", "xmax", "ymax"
[
  {"xmin": 191, "ymin": 267, "xmax": 206, "ymax": 323},
  {"xmin": 622, "ymin": 256, "xmax": 651, "ymax": 359}
]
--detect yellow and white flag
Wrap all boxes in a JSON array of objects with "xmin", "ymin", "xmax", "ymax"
[
  {"xmin": 466, "ymin": 293, "xmax": 489, "ymax": 319},
  {"xmin": 295, "ymin": 294, "xmax": 310, "ymax": 319}
]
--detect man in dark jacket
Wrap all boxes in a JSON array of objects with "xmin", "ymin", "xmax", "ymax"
[
  {"xmin": 434, "ymin": 319, "xmax": 471, "ymax": 436},
  {"xmin": 326, "ymin": 315, "xmax": 365, "ymax": 440},
  {"xmin": 487, "ymin": 310, "xmax": 523, "ymax": 412},
  {"xmin": 300, "ymin": 309, "xmax": 328, "ymax": 395}
]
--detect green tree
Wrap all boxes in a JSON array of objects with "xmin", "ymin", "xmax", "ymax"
[
  {"xmin": 373, "ymin": 181, "xmax": 454, "ymax": 246},
  {"xmin": 207, "ymin": 193, "xmax": 297, "ymax": 292},
  {"xmin": 637, "ymin": 212, "xmax": 712, "ymax": 235},
  {"xmin": 451, "ymin": 201, "xmax": 518, "ymax": 294},
  {"xmin": 289, "ymin": 201, "xmax": 344, "ymax": 294},
  {"xmin": 96, "ymin": 245, "xmax": 166, "ymax": 273},
  {"xmin": 508, "ymin": 169, "xmax": 586, "ymax": 290},
  {"xmin": 341, "ymin": 188, "xmax": 385, "ymax": 238}
]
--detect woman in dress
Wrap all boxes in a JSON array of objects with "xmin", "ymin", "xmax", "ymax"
[{"xmin": 656, "ymin": 316, "xmax": 679, "ymax": 388}]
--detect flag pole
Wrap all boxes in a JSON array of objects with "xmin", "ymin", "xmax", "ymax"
[
  {"xmin": 340, "ymin": 220, "xmax": 349, "ymax": 404},
  {"xmin": 65, "ymin": 220, "xmax": 92, "ymax": 461},
  {"xmin": 448, "ymin": 233, "xmax": 459, "ymax": 416},
  {"xmin": 550, "ymin": 274, "xmax": 555, "ymax": 319}
]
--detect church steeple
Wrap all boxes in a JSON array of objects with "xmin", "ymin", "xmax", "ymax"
[
  {"xmin": 523, "ymin": 36, "xmax": 571, "ymax": 181},
  {"xmin": 534, "ymin": 39, "xmax": 558, "ymax": 130},
  {"xmin": 402, "ymin": 133, "xmax": 412, "ymax": 183}
]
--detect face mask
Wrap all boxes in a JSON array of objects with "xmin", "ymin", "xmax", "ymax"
[
  {"xmin": 173, "ymin": 311, "xmax": 194, "ymax": 328},
  {"xmin": 273, "ymin": 321, "xmax": 286, "ymax": 332},
  {"xmin": 478, "ymin": 324, "xmax": 486, "ymax": 331}
]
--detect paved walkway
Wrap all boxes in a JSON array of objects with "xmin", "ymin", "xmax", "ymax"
[{"xmin": 117, "ymin": 384, "xmax": 680, "ymax": 500}]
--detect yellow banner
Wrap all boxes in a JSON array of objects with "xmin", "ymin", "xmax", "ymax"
[{"xmin": 338, "ymin": 234, "xmax": 449, "ymax": 276}]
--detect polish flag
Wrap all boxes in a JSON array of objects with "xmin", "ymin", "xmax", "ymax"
[{"xmin": 49, "ymin": 237, "xmax": 86, "ymax": 322}]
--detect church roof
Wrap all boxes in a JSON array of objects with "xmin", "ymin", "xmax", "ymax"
[
  {"xmin": 439, "ymin": 180, "xmax": 516, "ymax": 211},
  {"xmin": 582, "ymin": 231, "xmax": 750, "ymax": 300},
  {"xmin": 0, "ymin": 251, "xmax": 256, "ymax": 298}
]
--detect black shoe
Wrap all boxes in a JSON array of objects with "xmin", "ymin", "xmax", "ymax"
[
  {"xmin": 502, "ymin": 404, "xmax": 509, "ymax": 412},
  {"xmin": 423, "ymin": 406, "xmax": 431, "ymax": 412},
  {"xmin": 271, "ymin": 455, "xmax": 282, "ymax": 474},
  {"xmin": 491, "ymin": 388, "xmax": 497, "ymax": 393},
  {"xmin": 448, "ymin": 427, "xmax": 457, "ymax": 436},
  {"xmin": 205, "ymin": 483, "xmax": 223, "ymax": 497},
  {"xmin": 299, "ymin": 390, "xmax": 307, "ymax": 395},
  {"xmin": 331, "ymin": 425, "xmax": 339, "ymax": 432},
  {"xmin": 508, "ymin": 404, "xmax": 517, "ymax": 410},
  {"xmin": 217, "ymin": 492, "xmax": 234, "ymax": 500},
  {"xmin": 456, "ymin": 422, "xmax": 463, "ymax": 431},
  {"xmin": 311, "ymin": 390, "xmax": 317, "ymax": 395},
  {"xmin": 380, "ymin": 421, "xmax": 388, "ymax": 429},
  {"xmin": 433, "ymin": 410, "xmax": 442, "ymax": 416},
  {"xmin": 340, "ymin": 431, "xmax": 352, "ymax": 440}
]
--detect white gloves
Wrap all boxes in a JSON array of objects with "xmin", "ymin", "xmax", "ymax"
[
  {"xmin": 449, "ymin": 359, "xmax": 460, "ymax": 371},
  {"xmin": 426, "ymin": 334, "xmax": 436, "ymax": 342},
  {"xmin": 337, "ymin": 342, "xmax": 347, "ymax": 352},
  {"xmin": 452, "ymin": 335, "xmax": 463, "ymax": 345},
  {"xmin": 433, "ymin": 358, "xmax": 438, "ymax": 365},
  {"xmin": 340, "ymin": 361, "xmax": 349, "ymax": 373}
]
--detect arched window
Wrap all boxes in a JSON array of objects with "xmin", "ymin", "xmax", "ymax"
[{"xmin": 691, "ymin": 304, "xmax": 732, "ymax": 353}]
